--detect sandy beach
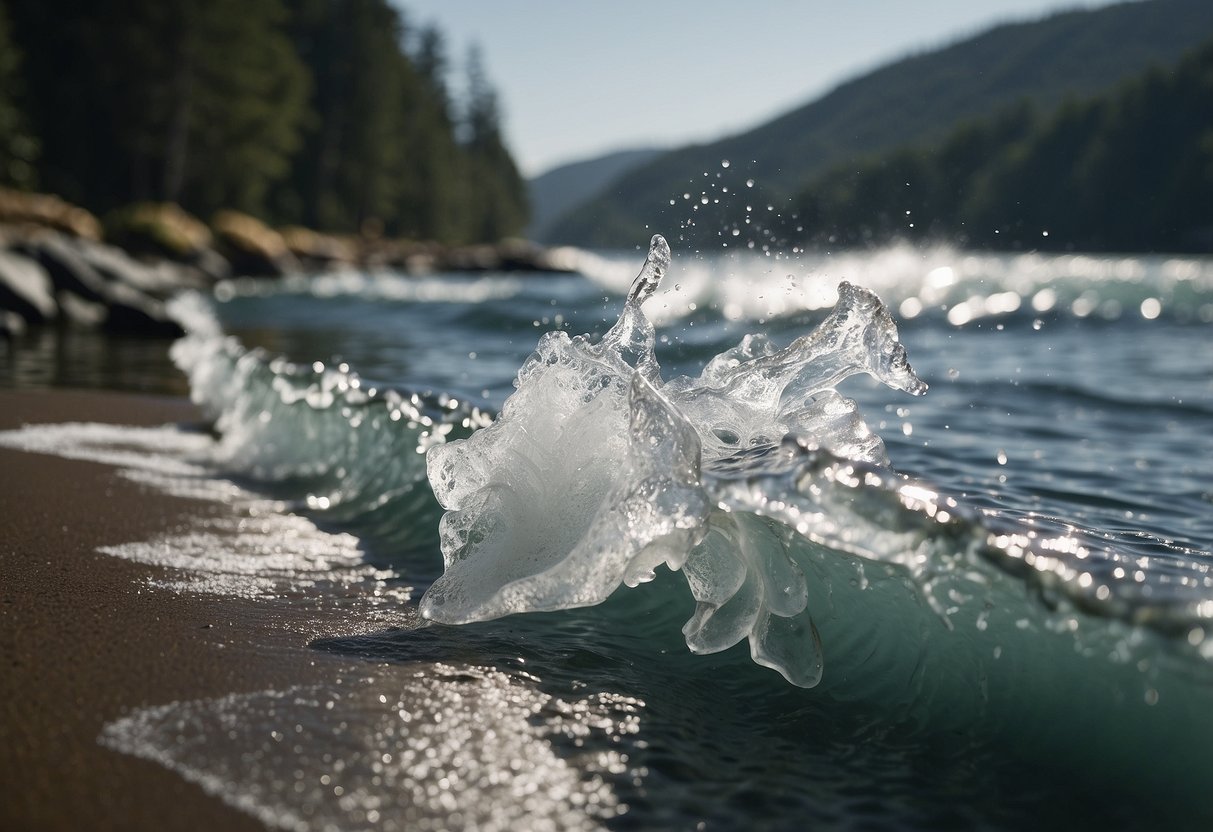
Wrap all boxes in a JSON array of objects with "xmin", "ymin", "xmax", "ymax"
[{"xmin": 0, "ymin": 390, "xmax": 300, "ymax": 831}]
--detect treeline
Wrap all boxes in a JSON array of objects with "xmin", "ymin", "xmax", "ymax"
[
  {"xmin": 790, "ymin": 38, "xmax": 1213, "ymax": 252},
  {"xmin": 0, "ymin": 0, "xmax": 527, "ymax": 244}
]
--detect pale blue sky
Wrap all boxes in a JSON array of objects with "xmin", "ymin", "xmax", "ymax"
[{"xmin": 394, "ymin": 1, "xmax": 1109, "ymax": 177}]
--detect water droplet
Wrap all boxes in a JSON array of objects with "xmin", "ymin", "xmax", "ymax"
[{"xmin": 721, "ymin": 159, "xmax": 730, "ymax": 168}]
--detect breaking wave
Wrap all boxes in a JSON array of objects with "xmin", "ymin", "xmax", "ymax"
[
  {"xmin": 571, "ymin": 242, "xmax": 1213, "ymax": 327},
  {"xmin": 6, "ymin": 234, "xmax": 1212, "ymax": 819},
  {"xmin": 416, "ymin": 236, "xmax": 1213, "ymax": 693},
  {"xmin": 159, "ymin": 236, "xmax": 1213, "ymax": 698}
]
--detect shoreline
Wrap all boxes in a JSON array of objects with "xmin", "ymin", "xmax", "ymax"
[
  {"xmin": 0, "ymin": 387, "xmax": 620, "ymax": 832},
  {"xmin": 0, "ymin": 196, "xmax": 581, "ymax": 345},
  {"xmin": 0, "ymin": 389, "xmax": 328, "ymax": 831}
]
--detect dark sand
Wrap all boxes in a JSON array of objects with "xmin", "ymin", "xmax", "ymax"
[{"xmin": 0, "ymin": 390, "xmax": 324, "ymax": 831}]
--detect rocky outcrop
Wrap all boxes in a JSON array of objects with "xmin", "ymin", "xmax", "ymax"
[
  {"xmin": 356, "ymin": 237, "xmax": 579, "ymax": 275},
  {"xmin": 0, "ymin": 310, "xmax": 26, "ymax": 340},
  {"xmin": 69, "ymin": 237, "xmax": 209, "ymax": 298},
  {"xmin": 104, "ymin": 202, "xmax": 231, "ymax": 284},
  {"xmin": 280, "ymin": 226, "xmax": 357, "ymax": 271},
  {"xmin": 5, "ymin": 233, "xmax": 186, "ymax": 337},
  {"xmin": 0, "ymin": 188, "xmax": 102, "ymax": 240},
  {"xmin": 0, "ymin": 194, "xmax": 226, "ymax": 339},
  {"xmin": 0, "ymin": 249, "xmax": 57, "ymax": 324},
  {"xmin": 211, "ymin": 210, "xmax": 300, "ymax": 277},
  {"xmin": 1, "ymin": 190, "xmax": 583, "ymax": 345}
]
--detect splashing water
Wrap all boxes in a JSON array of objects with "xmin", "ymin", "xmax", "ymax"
[
  {"xmin": 8, "ymin": 232, "xmax": 1213, "ymax": 825},
  {"xmin": 422, "ymin": 235, "xmax": 928, "ymax": 686},
  {"xmin": 155, "ymin": 236, "xmax": 1213, "ymax": 696},
  {"xmin": 167, "ymin": 292, "xmax": 489, "ymax": 529}
]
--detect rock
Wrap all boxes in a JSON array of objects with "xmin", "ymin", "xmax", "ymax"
[
  {"xmin": 103, "ymin": 202, "xmax": 231, "ymax": 284},
  {"xmin": 441, "ymin": 244, "xmax": 500, "ymax": 272},
  {"xmin": 63, "ymin": 236, "xmax": 206, "ymax": 299},
  {"xmin": 431, "ymin": 239, "xmax": 580, "ymax": 274},
  {"xmin": 403, "ymin": 251, "xmax": 438, "ymax": 274},
  {"xmin": 103, "ymin": 202, "xmax": 213, "ymax": 259},
  {"xmin": 0, "ymin": 188, "xmax": 103, "ymax": 239},
  {"xmin": 495, "ymin": 238, "xmax": 578, "ymax": 273},
  {"xmin": 280, "ymin": 226, "xmax": 356, "ymax": 271},
  {"xmin": 15, "ymin": 234, "xmax": 114, "ymax": 306},
  {"xmin": 188, "ymin": 246, "xmax": 232, "ymax": 283},
  {"xmin": 101, "ymin": 284, "xmax": 185, "ymax": 338},
  {"xmin": 1, "ymin": 310, "xmax": 27, "ymax": 340},
  {"xmin": 16, "ymin": 234, "xmax": 184, "ymax": 337},
  {"xmin": 0, "ymin": 249, "xmax": 57, "ymax": 324},
  {"xmin": 211, "ymin": 210, "xmax": 300, "ymax": 277},
  {"xmin": 55, "ymin": 290, "xmax": 107, "ymax": 327}
]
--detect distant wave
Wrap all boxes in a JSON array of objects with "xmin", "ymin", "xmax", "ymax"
[{"xmin": 572, "ymin": 242, "xmax": 1213, "ymax": 327}]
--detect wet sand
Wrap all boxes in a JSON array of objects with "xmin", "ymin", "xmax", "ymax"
[{"xmin": 0, "ymin": 390, "xmax": 305, "ymax": 831}]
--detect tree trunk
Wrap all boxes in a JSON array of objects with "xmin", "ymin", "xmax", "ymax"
[{"xmin": 163, "ymin": 21, "xmax": 193, "ymax": 203}]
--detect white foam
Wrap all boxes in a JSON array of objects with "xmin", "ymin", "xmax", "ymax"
[
  {"xmin": 102, "ymin": 663, "xmax": 638, "ymax": 831},
  {"xmin": 216, "ymin": 271, "xmax": 525, "ymax": 305},
  {"xmin": 0, "ymin": 421, "xmax": 211, "ymax": 475},
  {"xmin": 0, "ymin": 420, "xmax": 394, "ymax": 602},
  {"xmin": 576, "ymin": 242, "xmax": 1213, "ymax": 327}
]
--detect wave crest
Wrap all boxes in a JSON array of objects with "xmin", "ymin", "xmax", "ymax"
[{"xmin": 421, "ymin": 235, "xmax": 927, "ymax": 686}]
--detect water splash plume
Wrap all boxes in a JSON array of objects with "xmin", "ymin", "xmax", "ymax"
[{"xmin": 421, "ymin": 235, "xmax": 926, "ymax": 686}]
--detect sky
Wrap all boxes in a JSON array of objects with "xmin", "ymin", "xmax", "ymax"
[{"xmin": 395, "ymin": 0, "xmax": 1109, "ymax": 178}]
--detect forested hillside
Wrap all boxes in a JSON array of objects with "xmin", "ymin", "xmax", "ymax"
[
  {"xmin": 789, "ymin": 37, "xmax": 1213, "ymax": 252},
  {"xmin": 526, "ymin": 147, "xmax": 664, "ymax": 241},
  {"xmin": 0, "ymin": 0, "xmax": 528, "ymax": 244},
  {"xmin": 547, "ymin": 0, "xmax": 1213, "ymax": 248}
]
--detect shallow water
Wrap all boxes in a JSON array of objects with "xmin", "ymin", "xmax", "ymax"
[{"xmin": 4, "ymin": 241, "xmax": 1213, "ymax": 829}]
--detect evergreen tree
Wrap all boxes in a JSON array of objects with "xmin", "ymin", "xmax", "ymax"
[
  {"xmin": 277, "ymin": 0, "xmax": 411, "ymax": 233},
  {"xmin": 458, "ymin": 45, "xmax": 528, "ymax": 242},
  {"xmin": 5, "ymin": 0, "xmax": 307, "ymax": 216},
  {"xmin": 0, "ymin": 0, "xmax": 37, "ymax": 188},
  {"xmin": 168, "ymin": 0, "xmax": 309, "ymax": 215},
  {"xmin": 789, "ymin": 37, "xmax": 1213, "ymax": 253},
  {"xmin": 394, "ymin": 25, "xmax": 464, "ymax": 241},
  {"xmin": 4, "ymin": 0, "xmax": 532, "ymax": 243}
]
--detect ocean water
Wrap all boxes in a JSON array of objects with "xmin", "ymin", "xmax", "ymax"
[{"xmin": 4, "ymin": 239, "xmax": 1213, "ymax": 829}]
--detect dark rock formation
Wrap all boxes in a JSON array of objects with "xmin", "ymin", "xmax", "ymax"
[
  {"xmin": 0, "ymin": 249, "xmax": 57, "ymax": 324},
  {"xmin": 1, "ymin": 309, "xmax": 27, "ymax": 340},
  {"xmin": 211, "ymin": 211, "xmax": 301, "ymax": 277},
  {"xmin": 1, "ymin": 191, "xmax": 585, "ymax": 350},
  {"xmin": 9, "ymin": 234, "xmax": 184, "ymax": 338}
]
